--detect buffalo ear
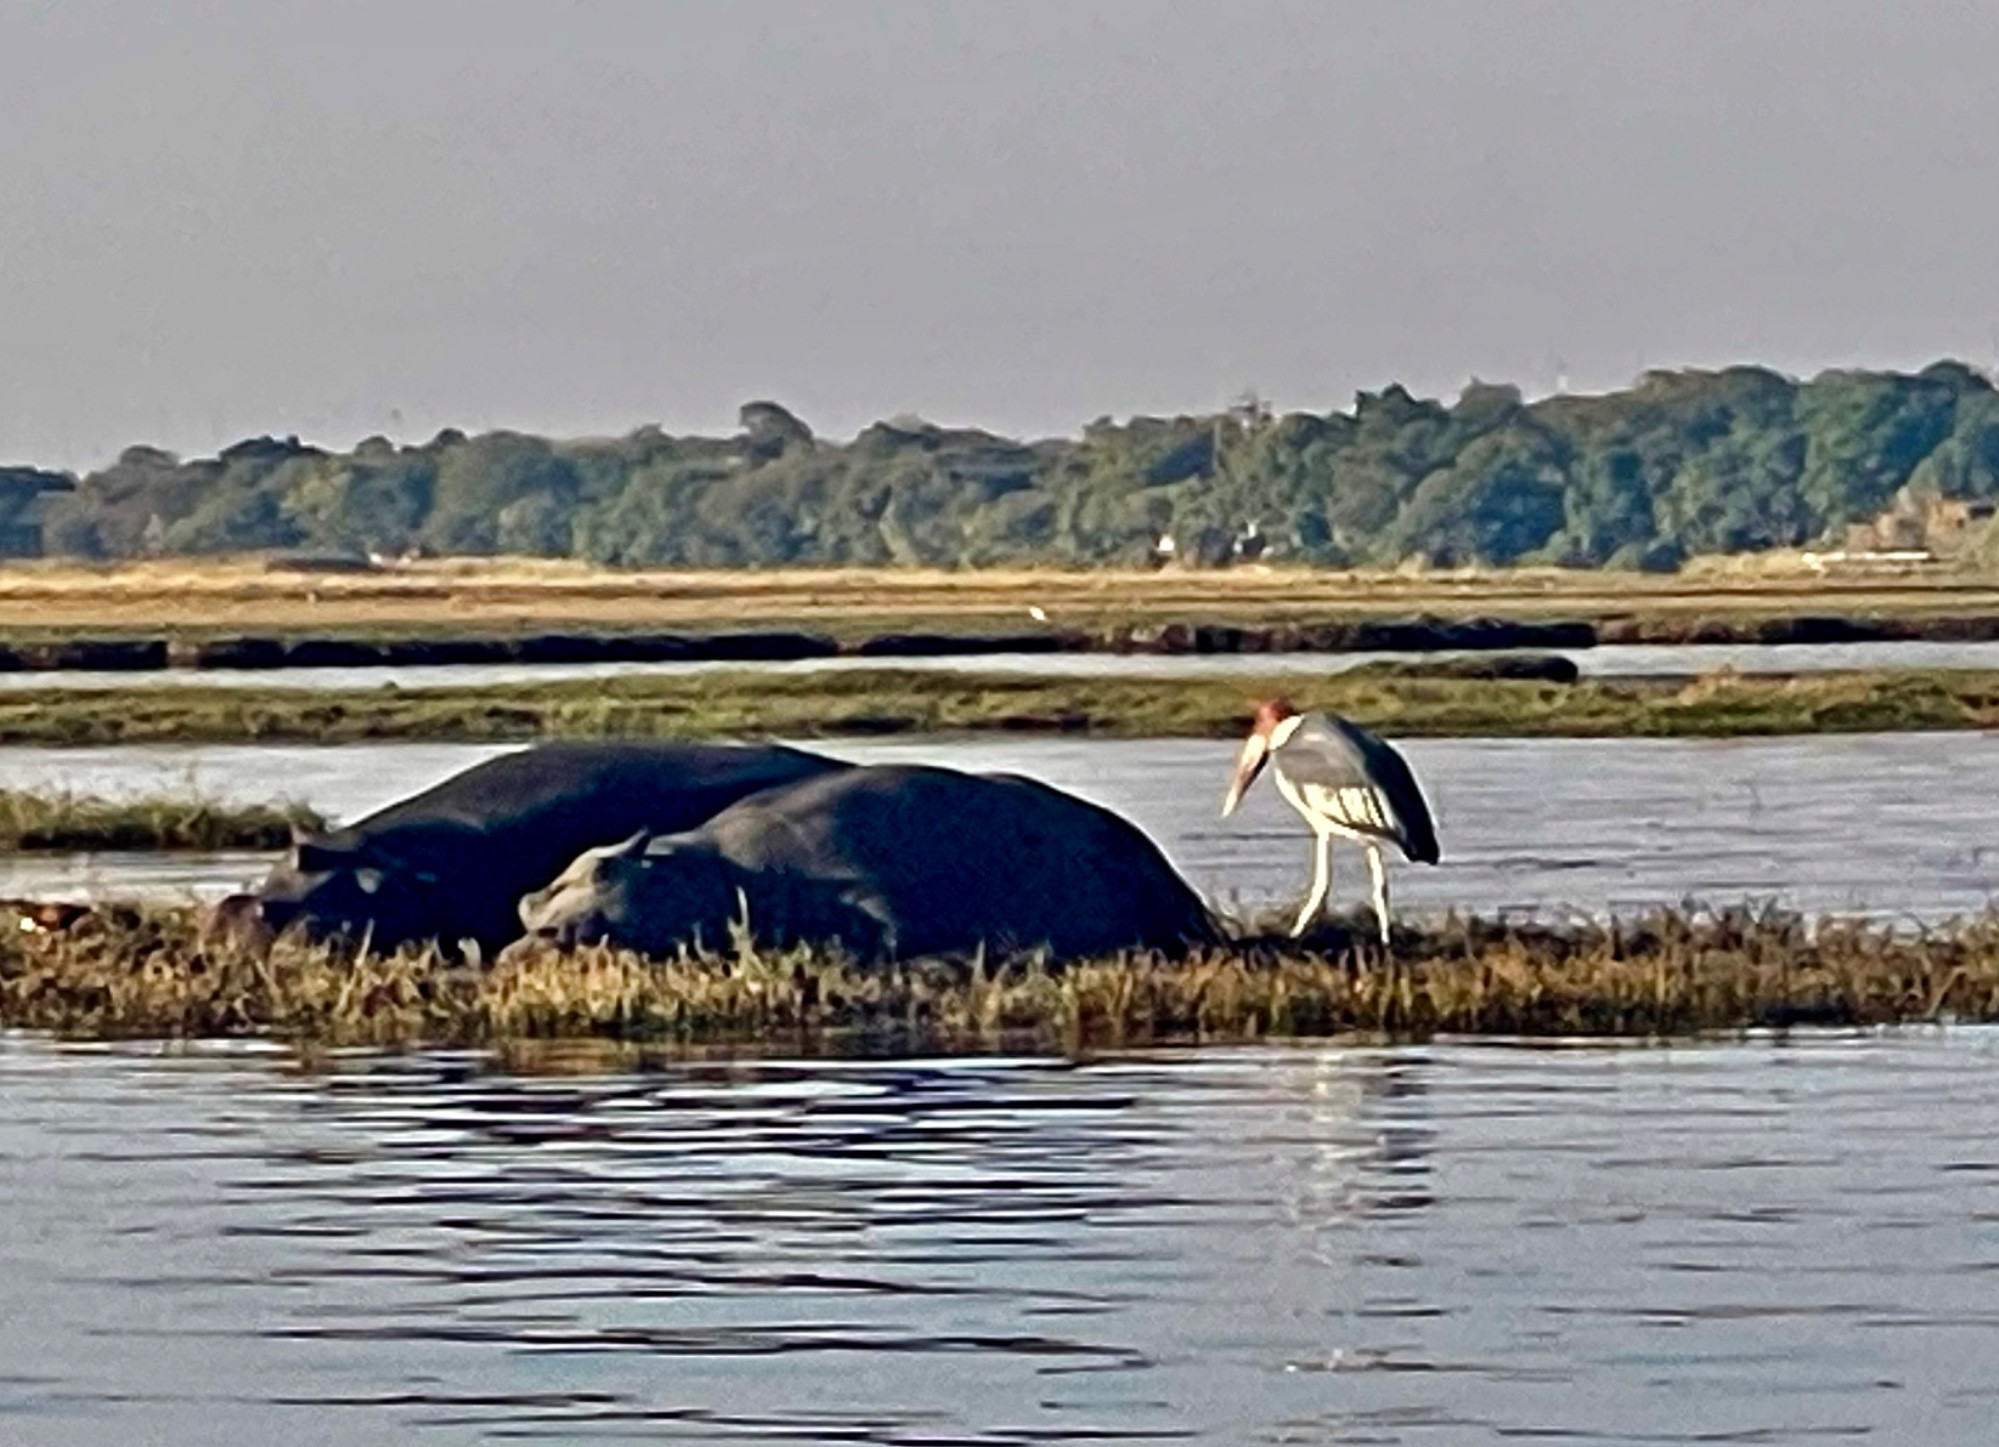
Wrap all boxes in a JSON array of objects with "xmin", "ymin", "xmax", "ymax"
[{"xmin": 292, "ymin": 839, "xmax": 355, "ymax": 874}]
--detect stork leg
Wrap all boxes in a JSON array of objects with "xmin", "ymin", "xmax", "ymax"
[
  {"xmin": 1290, "ymin": 830, "xmax": 1333, "ymax": 937},
  {"xmin": 1366, "ymin": 843, "xmax": 1391, "ymax": 945}
]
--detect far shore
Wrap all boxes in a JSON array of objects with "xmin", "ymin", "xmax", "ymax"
[
  {"xmin": 7, "ymin": 558, "xmax": 1999, "ymax": 666},
  {"xmin": 0, "ymin": 662, "xmax": 1991, "ymax": 746}
]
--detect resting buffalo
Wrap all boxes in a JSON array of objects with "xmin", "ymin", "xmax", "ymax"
[
  {"xmin": 254, "ymin": 741, "xmax": 846, "ymax": 958},
  {"xmin": 516, "ymin": 763, "xmax": 1220, "ymax": 962}
]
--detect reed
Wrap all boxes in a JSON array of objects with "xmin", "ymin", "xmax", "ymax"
[
  {"xmin": 6, "ymin": 902, "xmax": 1996, "ymax": 1051},
  {"xmin": 0, "ymin": 788, "xmax": 322, "ymax": 851}
]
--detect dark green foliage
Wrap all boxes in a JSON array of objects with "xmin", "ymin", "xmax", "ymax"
[
  {"xmin": 24, "ymin": 362, "xmax": 1999, "ymax": 568},
  {"xmin": 0, "ymin": 466, "xmax": 72, "ymax": 556}
]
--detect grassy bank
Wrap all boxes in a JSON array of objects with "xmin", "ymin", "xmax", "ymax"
[
  {"xmin": 9, "ymin": 557, "xmax": 1999, "ymax": 644},
  {"xmin": 5, "ymin": 902, "xmax": 1995, "ymax": 1050},
  {"xmin": 0, "ymin": 664, "xmax": 1995, "ymax": 744},
  {"xmin": 0, "ymin": 789, "xmax": 321, "ymax": 851}
]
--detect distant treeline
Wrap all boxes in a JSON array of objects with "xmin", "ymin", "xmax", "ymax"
[{"xmin": 15, "ymin": 362, "xmax": 1999, "ymax": 569}]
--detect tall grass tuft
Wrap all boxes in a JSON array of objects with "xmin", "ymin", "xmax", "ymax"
[{"xmin": 0, "ymin": 789, "xmax": 323, "ymax": 851}]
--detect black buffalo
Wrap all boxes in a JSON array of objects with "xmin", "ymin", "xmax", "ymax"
[
  {"xmin": 254, "ymin": 740, "xmax": 846, "ymax": 958},
  {"xmin": 516, "ymin": 763, "xmax": 1220, "ymax": 963}
]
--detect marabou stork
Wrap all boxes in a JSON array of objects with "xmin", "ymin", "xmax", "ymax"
[{"xmin": 1220, "ymin": 699, "xmax": 1440, "ymax": 942}]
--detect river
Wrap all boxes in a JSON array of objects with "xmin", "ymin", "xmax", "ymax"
[
  {"xmin": 0, "ymin": 731, "xmax": 1992, "ymax": 925},
  {"xmin": 5, "ymin": 731, "xmax": 1997, "ymax": 1444},
  {"xmin": 3, "ymin": 1031, "xmax": 1996, "ymax": 1444}
]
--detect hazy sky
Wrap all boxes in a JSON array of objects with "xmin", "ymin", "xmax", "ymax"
[{"xmin": 5, "ymin": 0, "xmax": 1998, "ymax": 470}]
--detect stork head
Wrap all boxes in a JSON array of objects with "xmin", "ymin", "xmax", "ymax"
[{"xmin": 1221, "ymin": 698, "xmax": 1298, "ymax": 816}]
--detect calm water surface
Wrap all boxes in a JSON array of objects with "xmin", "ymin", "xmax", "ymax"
[
  {"xmin": 4, "ymin": 1031, "xmax": 1998, "ymax": 1444},
  {"xmin": 0, "ymin": 732, "xmax": 1992, "ymax": 923},
  {"xmin": 10, "ymin": 637, "xmax": 1999, "ymax": 691}
]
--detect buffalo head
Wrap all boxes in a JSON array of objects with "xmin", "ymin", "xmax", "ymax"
[
  {"xmin": 254, "ymin": 824, "xmax": 445, "ymax": 951},
  {"xmin": 517, "ymin": 830, "xmax": 741, "ymax": 955}
]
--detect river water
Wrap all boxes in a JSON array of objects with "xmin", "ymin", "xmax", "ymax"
[
  {"xmin": 4, "ymin": 1030, "xmax": 1997, "ymax": 1445},
  {"xmin": 0, "ymin": 732, "xmax": 1991, "ymax": 925},
  {"xmin": 6, "ymin": 729, "xmax": 1998, "ymax": 1443},
  {"xmin": 9, "ymin": 637, "xmax": 1999, "ymax": 691}
]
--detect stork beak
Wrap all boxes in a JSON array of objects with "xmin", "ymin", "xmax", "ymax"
[{"xmin": 1221, "ymin": 732, "xmax": 1269, "ymax": 817}]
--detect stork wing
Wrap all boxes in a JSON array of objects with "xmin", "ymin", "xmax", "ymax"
[{"xmin": 1276, "ymin": 714, "xmax": 1440, "ymax": 863}]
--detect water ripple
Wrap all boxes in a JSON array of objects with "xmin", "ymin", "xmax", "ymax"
[{"xmin": 5, "ymin": 1034, "xmax": 1999, "ymax": 1442}]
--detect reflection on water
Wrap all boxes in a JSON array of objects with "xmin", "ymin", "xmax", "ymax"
[
  {"xmin": 4, "ymin": 1032, "xmax": 1999, "ymax": 1444},
  {"xmin": 10, "ymin": 637, "xmax": 1999, "ymax": 692},
  {"xmin": 0, "ymin": 732, "xmax": 1993, "ymax": 923}
]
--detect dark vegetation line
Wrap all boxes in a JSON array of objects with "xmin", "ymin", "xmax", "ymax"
[
  {"xmin": 6, "ymin": 903, "xmax": 1995, "ymax": 1049},
  {"xmin": 9, "ymin": 613, "xmax": 1998, "ymax": 676},
  {"xmin": 0, "ymin": 618, "xmax": 1601, "ymax": 670},
  {"xmin": 7, "ymin": 362, "xmax": 1999, "ymax": 570},
  {"xmin": 0, "ymin": 665, "xmax": 1993, "ymax": 746}
]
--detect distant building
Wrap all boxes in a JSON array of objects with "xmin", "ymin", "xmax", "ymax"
[
  {"xmin": 0, "ymin": 468, "xmax": 75, "ymax": 556},
  {"xmin": 1150, "ymin": 524, "xmax": 1277, "ymax": 569},
  {"xmin": 1843, "ymin": 491, "xmax": 1998, "ymax": 561},
  {"xmin": 1925, "ymin": 496, "xmax": 1997, "ymax": 552}
]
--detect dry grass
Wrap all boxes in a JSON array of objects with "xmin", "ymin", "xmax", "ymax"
[
  {"xmin": 9, "ymin": 556, "xmax": 1999, "ymax": 639},
  {"xmin": 7, "ymin": 902, "xmax": 1998, "ymax": 1052},
  {"xmin": 0, "ymin": 788, "xmax": 321, "ymax": 851}
]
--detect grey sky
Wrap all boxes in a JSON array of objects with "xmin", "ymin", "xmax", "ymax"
[{"xmin": 4, "ymin": 0, "xmax": 1997, "ymax": 471}]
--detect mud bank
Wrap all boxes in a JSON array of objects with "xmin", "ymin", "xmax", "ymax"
[{"xmin": 5, "ymin": 610, "xmax": 1992, "ymax": 675}]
